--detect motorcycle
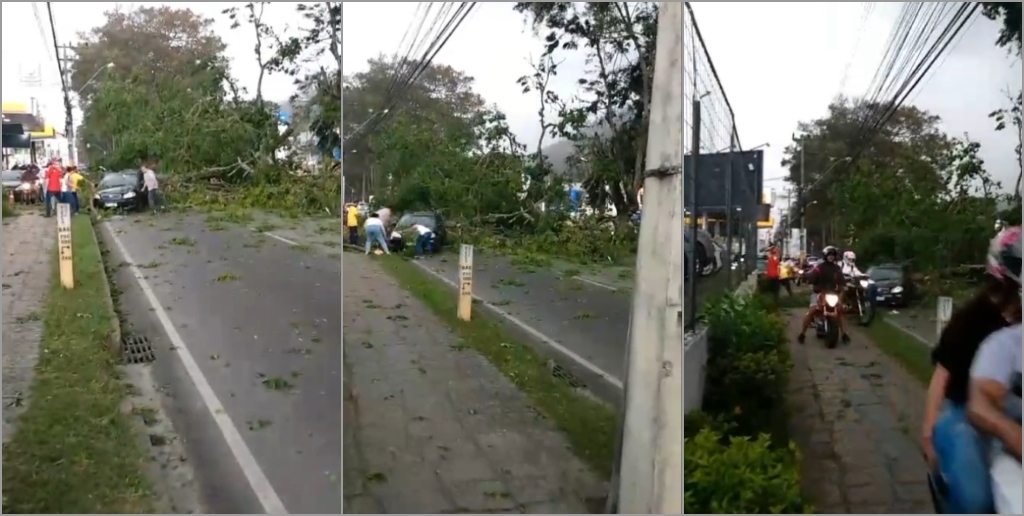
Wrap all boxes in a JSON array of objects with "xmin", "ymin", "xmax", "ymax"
[
  {"xmin": 844, "ymin": 274, "xmax": 875, "ymax": 327},
  {"xmin": 813, "ymin": 291, "xmax": 842, "ymax": 348}
]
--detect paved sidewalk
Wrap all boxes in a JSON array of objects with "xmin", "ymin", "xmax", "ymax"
[
  {"xmin": 342, "ymin": 253, "xmax": 606, "ymax": 513},
  {"xmin": 785, "ymin": 311, "xmax": 933, "ymax": 513},
  {"xmin": 2, "ymin": 212, "xmax": 55, "ymax": 443}
]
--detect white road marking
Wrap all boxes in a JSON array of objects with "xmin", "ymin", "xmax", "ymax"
[
  {"xmin": 412, "ymin": 260, "xmax": 624, "ymax": 390},
  {"xmin": 260, "ymin": 231, "xmax": 300, "ymax": 246},
  {"xmin": 572, "ymin": 275, "xmax": 619, "ymax": 292},
  {"xmin": 106, "ymin": 227, "xmax": 288, "ymax": 514}
]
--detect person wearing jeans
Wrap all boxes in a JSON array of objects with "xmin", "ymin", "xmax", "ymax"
[
  {"xmin": 363, "ymin": 213, "xmax": 389, "ymax": 255},
  {"xmin": 142, "ymin": 162, "xmax": 165, "ymax": 212},
  {"xmin": 413, "ymin": 224, "xmax": 433, "ymax": 258},
  {"xmin": 43, "ymin": 160, "xmax": 63, "ymax": 217}
]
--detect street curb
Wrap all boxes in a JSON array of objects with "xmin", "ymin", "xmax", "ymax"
[
  {"xmin": 408, "ymin": 258, "xmax": 626, "ymax": 409},
  {"xmin": 86, "ymin": 216, "xmax": 122, "ymax": 358}
]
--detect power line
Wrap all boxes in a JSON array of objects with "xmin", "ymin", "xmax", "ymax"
[{"xmin": 45, "ymin": 2, "xmax": 67, "ymax": 94}]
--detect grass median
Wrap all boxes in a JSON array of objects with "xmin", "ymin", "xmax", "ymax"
[
  {"xmin": 2, "ymin": 216, "xmax": 153, "ymax": 513},
  {"xmin": 863, "ymin": 314, "xmax": 934, "ymax": 385},
  {"xmin": 379, "ymin": 255, "xmax": 618, "ymax": 479}
]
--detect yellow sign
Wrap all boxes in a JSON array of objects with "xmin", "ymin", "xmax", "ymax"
[
  {"xmin": 683, "ymin": 216, "xmax": 775, "ymax": 228},
  {"xmin": 457, "ymin": 244, "xmax": 474, "ymax": 321},
  {"xmin": 57, "ymin": 203, "xmax": 74, "ymax": 289}
]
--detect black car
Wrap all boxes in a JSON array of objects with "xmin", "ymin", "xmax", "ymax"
[
  {"xmin": 93, "ymin": 171, "xmax": 147, "ymax": 211},
  {"xmin": 867, "ymin": 263, "xmax": 916, "ymax": 307},
  {"xmin": 390, "ymin": 211, "xmax": 447, "ymax": 253}
]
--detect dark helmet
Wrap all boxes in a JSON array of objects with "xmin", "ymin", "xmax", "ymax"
[
  {"xmin": 823, "ymin": 246, "xmax": 839, "ymax": 260},
  {"xmin": 987, "ymin": 226, "xmax": 1021, "ymax": 286}
]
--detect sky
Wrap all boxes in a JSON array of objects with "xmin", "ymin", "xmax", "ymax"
[
  {"xmin": 3, "ymin": 2, "xmax": 1020, "ymax": 197},
  {"xmin": 690, "ymin": 2, "xmax": 1022, "ymax": 201}
]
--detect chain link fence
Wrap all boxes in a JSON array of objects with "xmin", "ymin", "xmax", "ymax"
[{"xmin": 682, "ymin": 3, "xmax": 765, "ymax": 330}]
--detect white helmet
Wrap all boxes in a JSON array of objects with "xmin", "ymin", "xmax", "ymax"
[{"xmin": 843, "ymin": 250, "xmax": 856, "ymax": 263}]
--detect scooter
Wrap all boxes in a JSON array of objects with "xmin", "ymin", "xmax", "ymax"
[{"xmin": 813, "ymin": 291, "xmax": 842, "ymax": 348}]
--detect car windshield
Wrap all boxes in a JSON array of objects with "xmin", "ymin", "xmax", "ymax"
[
  {"xmin": 2, "ymin": 170, "xmax": 22, "ymax": 181},
  {"xmin": 869, "ymin": 268, "xmax": 902, "ymax": 281},
  {"xmin": 99, "ymin": 174, "xmax": 135, "ymax": 189},
  {"xmin": 394, "ymin": 214, "xmax": 436, "ymax": 231}
]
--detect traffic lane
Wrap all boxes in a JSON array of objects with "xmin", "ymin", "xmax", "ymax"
[
  {"xmin": 424, "ymin": 252, "xmax": 631, "ymax": 381},
  {"xmin": 103, "ymin": 214, "xmax": 341, "ymax": 514}
]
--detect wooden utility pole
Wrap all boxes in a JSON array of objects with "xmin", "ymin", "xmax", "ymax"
[{"xmin": 616, "ymin": 3, "xmax": 683, "ymax": 513}]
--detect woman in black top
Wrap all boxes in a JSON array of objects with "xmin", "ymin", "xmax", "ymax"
[{"xmin": 923, "ymin": 273, "xmax": 1020, "ymax": 513}]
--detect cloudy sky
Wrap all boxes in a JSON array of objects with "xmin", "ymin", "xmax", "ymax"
[
  {"xmin": 690, "ymin": 2, "xmax": 1022, "ymax": 196},
  {"xmin": 3, "ymin": 2, "xmax": 1020, "ymax": 194}
]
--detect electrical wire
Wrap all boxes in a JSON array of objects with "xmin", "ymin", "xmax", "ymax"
[
  {"xmin": 45, "ymin": 2, "xmax": 67, "ymax": 95},
  {"xmin": 350, "ymin": 2, "xmax": 476, "ymax": 139}
]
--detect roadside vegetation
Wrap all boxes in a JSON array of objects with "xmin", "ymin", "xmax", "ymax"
[
  {"xmin": 684, "ymin": 294, "xmax": 811, "ymax": 514},
  {"xmin": 2, "ymin": 217, "xmax": 153, "ymax": 514},
  {"xmin": 2, "ymin": 191, "xmax": 14, "ymax": 218}
]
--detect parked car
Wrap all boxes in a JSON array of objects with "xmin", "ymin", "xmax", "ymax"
[
  {"xmin": 93, "ymin": 171, "xmax": 147, "ymax": 211},
  {"xmin": 3, "ymin": 169, "xmax": 39, "ymax": 203},
  {"xmin": 389, "ymin": 211, "xmax": 448, "ymax": 253},
  {"xmin": 867, "ymin": 263, "xmax": 916, "ymax": 307}
]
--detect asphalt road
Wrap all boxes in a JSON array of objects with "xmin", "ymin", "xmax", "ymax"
[
  {"xmin": 420, "ymin": 251, "xmax": 739, "ymax": 397},
  {"xmin": 99, "ymin": 212, "xmax": 341, "ymax": 514}
]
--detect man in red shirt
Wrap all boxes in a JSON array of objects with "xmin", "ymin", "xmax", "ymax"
[
  {"xmin": 44, "ymin": 159, "xmax": 63, "ymax": 217},
  {"xmin": 765, "ymin": 245, "xmax": 782, "ymax": 300}
]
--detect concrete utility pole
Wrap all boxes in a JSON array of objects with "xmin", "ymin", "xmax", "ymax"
[
  {"xmin": 798, "ymin": 137, "xmax": 807, "ymax": 257},
  {"xmin": 57, "ymin": 43, "xmax": 76, "ymax": 164},
  {"xmin": 616, "ymin": 3, "xmax": 682, "ymax": 513}
]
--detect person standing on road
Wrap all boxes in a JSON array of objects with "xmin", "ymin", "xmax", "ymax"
[
  {"xmin": 142, "ymin": 161, "xmax": 165, "ymax": 212},
  {"xmin": 345, "ymin": 204, "xmax": 360, "ymax": 246},
  {"xmin": 779, "ymin": 256, "xmax": 794, "ymax": 296},
  {"xmin": 412, "ymin": 223, "xmax": 434, "ymax": 259},
  {"xmin": 765, "ymin": 246, "xmax": 781, "ymax": 299},
  {"xmin": 43, "ymin": 159, "xmax": 63, "ymax": 217},
  {"xmin": 362, "ymin": 213, "xmax": 389, "ymax": 255},
  {"xmin": 66, "ymin": 165, "xmax": 85, "ymax": 215}
]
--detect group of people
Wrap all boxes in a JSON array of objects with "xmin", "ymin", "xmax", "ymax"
[
  {"xmin": 923, "ymin": 226, "xmax": 1021, "ymax": 513},
  {"xmin": 343, "ymin": 204, "xmax": 436, "ymax": 258},
  {"xmin": 40, "ymin": 158, "xmax": 86, "ymax": 217}
]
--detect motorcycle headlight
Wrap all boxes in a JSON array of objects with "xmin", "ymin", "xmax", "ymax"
[
  {"xmin": 123, "ymin": 191, "xmax": 136, "ymax": 199},
  {"xmin": 825, "ymin": 294, "xmax": 840, "ymax": 307},
  {"xmin": 892, "ymin": 286, "xmax": 903, "ymax": 294},
  {"xmin": 859, "ymin": 280, "xmax": 869, "ymax": 288}
]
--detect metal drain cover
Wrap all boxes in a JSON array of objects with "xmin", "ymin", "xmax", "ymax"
[
  {"xmin": 551, "ymin": 363, "xmax": 586, "ymax": 389},
  {"xmin": 122, "ymin": 335, "xmax": 155, "ymax": 364}
]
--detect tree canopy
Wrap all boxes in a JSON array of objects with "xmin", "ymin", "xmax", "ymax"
[{"xmin": 784, "ymin": 97, "xmax": 1006, "ymax": 271}]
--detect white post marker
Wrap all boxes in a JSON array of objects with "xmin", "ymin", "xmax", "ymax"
[
  {"xmin": 936, "ymin": 295, "xmax": 953, "ymax": 342},
  {"xmin": 457, "ymin": 244, "xmax": 473, "ymax": 321},
  {"xmin": 56, "ymin": 202, "xmax": 74, "ymax": 289}
]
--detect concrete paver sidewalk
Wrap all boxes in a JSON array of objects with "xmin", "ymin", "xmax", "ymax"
[
  {"xmin": 785, "ymin": 311, "xmax": 933, "ymax": 513},
  {"xmin": 2, "ymin": 212, "xmax": 54, "ymax": 443},
  {"xmin": 343, "ymin": 253, "xmax": 606, "ymax": 513}
]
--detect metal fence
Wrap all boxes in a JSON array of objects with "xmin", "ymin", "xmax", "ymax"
[{"xmin": 682, "ymin": 3, "xmax": 762, "ymax": 329}]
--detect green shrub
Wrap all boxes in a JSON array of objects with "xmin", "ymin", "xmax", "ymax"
[
  {"xmin": 684, "ymin": 428, "xmax": 811, "ymax": 514},
  {"xmin": 2, "ymin": 191, "xmax": 14, "ymax": 218},
  {"xmin": 701, "ymin": 294, "xmax": 791, "ymax": 439}
]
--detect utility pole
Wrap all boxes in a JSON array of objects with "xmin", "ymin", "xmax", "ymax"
[
  {"xmin": 798, "ymin": 138, "xmax": 807, "ymax": 259},
  {"xmin": 57, "ymin": 43, "xmax": 76, "ymax": 164},
  {"xmin": 616, "ymin": 3, "xmax": 682, "ymax": 513}
]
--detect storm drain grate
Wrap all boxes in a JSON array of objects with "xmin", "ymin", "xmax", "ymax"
[
  {"xmin": 550, "ymin": 362, "xmax": 586, "ymax": 389},
  {"xmin": 122, "ymin": 334, "xmax": 156, "ymax": 364}
]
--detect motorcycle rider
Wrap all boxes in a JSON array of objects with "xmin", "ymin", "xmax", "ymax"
[
  {"xmin": 840, "ymin": 250, "xmax": 877, "ymax": 305},
  {"xmin": 924, "ymin": 227, "xmax": 1021, "ymax": 513},
  {"xmin": 797, "ymin": 246, "xmax": 850, "ymax": 343},
  {"xmin": 968, "ymin": 227, "xmax": 1022, "ymax": 463}
]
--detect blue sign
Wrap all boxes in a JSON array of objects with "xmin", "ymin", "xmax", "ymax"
[
  {"xmin": 332, "ymin": 147, "xmax": 341, "ymax": 160},
  {"xmin": 276, "ymin": 111, "xmax": 291, "ymax": 125}
]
